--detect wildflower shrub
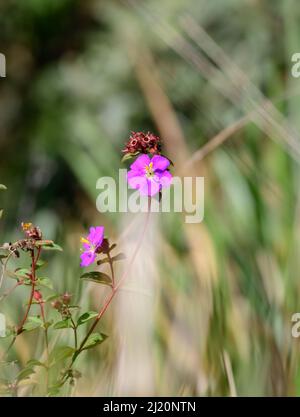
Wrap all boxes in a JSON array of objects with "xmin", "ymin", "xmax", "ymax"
[{"xmin": 0, "ymin": 133, "xmax": 172, "ymax": 396}]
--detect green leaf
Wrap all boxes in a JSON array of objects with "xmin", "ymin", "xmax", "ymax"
[
  {"xmin": 36, "ymin": 277, "xmax": 53, "ymax": 289},
  {"xmin": 54, "ymin": 318, "xmax": 72, "ymax": 329},
  {"xmin": 97, "ymin": 252, "xmax": 126, "ymax": 266},
  {"xmin": 16, "ymin": 367, "xmax": 35, "ymax": 382},
  {"xmin": 22, "ymin": 316, "xmax": 43, "ymax": 332},
  {"xmin": 0, "ymin": 185, "xmax": 7, "ymax": 191},
  {"xmin": 48, "ymin": 385, "xmax": 61, "ymax": 396},
  {"xmin": 81, "ymin": 332, "xmax": 108, "ymax": 351},
  {"xmin": 49, "ymin": 346, "xmax": 75, "ymax": 365},
  {"xmin": 26, "ymin": 359, "xmax": 46, "ymax": 368},
  {"xmin": 112, "ymin": 253, "xmax": 126, "ymax": 262},
  {"xmin": 80, "ymin": 271, "xmax": 112, "ymax": 286},
  {"xmin": 37, "ymin": 242, "xmax": 63, "ymax": 251},
  {"xmin": 36, "ymin": 259, "xmax": 47, "ymax": 270},
  {"xmin": 6, "ymin": 270, "xmax": 21, "ymax": 281},
  {"xmin": 77, "ymin": 311, "xmax": 98, "ymax": 326},
  {"xmin": 0, "ymin": 209, "xmax": 3, "ymax": 219},
  {"xmin": 45, "ymin": 294, "xmax": 60, "ymax": 302},
  {"xmin": 121, "ymin": 152, "xmax": 139, "ymax": 163},
  {"xmin": 14, "ymin": 268, "xmax": 31, "ymax": 278}
]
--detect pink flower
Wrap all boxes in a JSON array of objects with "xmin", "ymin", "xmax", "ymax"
[
  {"xmin": 80, "ymin": 226, "xmax": 104, "ymax": 267},
  {"xmin": 127, "ymin": 154, "xmax": 172, "ymax": 197}
]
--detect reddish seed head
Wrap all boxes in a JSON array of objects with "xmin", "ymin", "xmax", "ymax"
[{"xmin": 123, "ymin": 131, "xmax": 161, "ymax": 155}]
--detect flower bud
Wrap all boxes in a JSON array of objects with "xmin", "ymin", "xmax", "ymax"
[
  {"xmin": 33, "ymin": 290, "xmax": 43, "ymax": 302},
  {"xmin": 97, "ymin": 238, "xmax": 110, "ymax": 254},
  {"xmin": 51, "ymin": 299, "xmax": 62, "ymax": 310},
  {"xmin": 62, "ymin": 292, "xmax": 72, "ymax": 305}
]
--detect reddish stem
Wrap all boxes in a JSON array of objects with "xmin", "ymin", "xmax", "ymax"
[{"xmin": 17, "ymin": 247, "xmax": 41, "ymax": 335}]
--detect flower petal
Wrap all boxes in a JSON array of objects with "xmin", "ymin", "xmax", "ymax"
[
  {"xmin": 82, "ymin": 242, "xmax": 91, "ymax": 251},
  {"xmin": 157, "ymin": 170, "xmax": 173, "ymax": 189},
  {"xmin": 130, "ymin": 154, "xmax": 151, "ymax": 173},
  {"xmin": 127, "ymin": 170, "xmax": 145, "ymax": 188},
  {"xmin": 151, "ymin": 155, "xmax": 170, "ymax": 171},
  {"xmin": 139, "ymin": 178, "xmax": 161, "ymax": 196},
  {"xmin": 87, "ymin": 226, "xmax": 104, "ymax": 247},
  {"xmin": 80, "ymin": 251, "xmax": 96, "ymax": 267}
]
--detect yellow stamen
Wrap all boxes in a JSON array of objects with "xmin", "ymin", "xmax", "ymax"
[
  {"xmin": 81, "ymin": 237, "xmax": 90, "ymax": 244},
  {"xmin": 145, "ymin": 162, "xmax": 154, "ymax": 177}
]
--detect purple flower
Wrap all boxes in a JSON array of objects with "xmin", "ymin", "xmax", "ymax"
[
  {"xmin": 127, "ymin": 154, "xmax": 172, "ymax": 197},
  {"xmin": 80, "ymin": 226, "xmax": 104, "ymax": 267}
]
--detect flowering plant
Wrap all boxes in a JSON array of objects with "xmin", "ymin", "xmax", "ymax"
[{"xmin": 0, "ymin": 132, "xmax": 172, "ymax": 396}]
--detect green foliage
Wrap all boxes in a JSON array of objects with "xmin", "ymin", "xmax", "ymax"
[
  {"xmin": 22, "ymin": 316, "xmax": 44, "ymax": 332},
  {"xmin": 36, "ymin": 277, "xmax": 53, "ymax": 289},
  {"xmin": 77, "ymin": 311, "xmax": 98, "ymax": 326},
  {"xmin": 97, "ymin": 253, "xmax": 126, "ymax": 266},
  {"xmin": 80, "ymin": 271, "xmax": 112, "ymax": 286},
  {"xmin": 49, "ymin": 346, "xmax": 75, "ymax": 365},
  {"xmin": 121, "ymin": 152, "xmax": 139, "ymax": 163},
  {"xmin": 53, "ymin": 318, "xmax": 72, "ymax": 329},
  {"xmin": 35, "ymin": 242, "xmax": 63, "ymax": 251},
  {"xmin": 81, "ymin": 332, "xmax": 108, "ymax": 351},
  {"xmin": 1, "ymin": 0, "xmax": 299, "ymax": 398}
]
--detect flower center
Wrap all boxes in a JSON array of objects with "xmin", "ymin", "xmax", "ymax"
[
  {"xmin": 145, "ymin": 162, "xmax": 154, "ymax": 178},
  {"xmin": 81, "ymin": 237, "xmax": 95, "ymax": 252}
]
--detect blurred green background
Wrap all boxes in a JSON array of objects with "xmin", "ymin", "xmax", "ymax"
[{"xmin": 1, "ymin": 0, "xmax": 300, "ymax": 396}]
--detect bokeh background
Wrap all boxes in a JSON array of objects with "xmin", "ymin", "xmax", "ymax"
[{"xmin": 1, "ymin": 0, "xmax": 300, "ymax": 396}]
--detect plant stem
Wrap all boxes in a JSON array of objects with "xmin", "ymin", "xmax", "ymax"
[
  {"xmin": 40, "ymin": 303, "xmax": 49, "ymax": 358},
  {"xmin": 61, "ymin": 197, "xmax": 152, "ymax": 383},
  {"xmin": 70, "ymin": 317, "xmax": 78, "ymax": 350},
  {"xmin": 40, "ymin": 301, "xmax": 49, "ymax": 392},
  {"xmin": 17, "ymin": 247, "xmax": 41, "ymax": 335},
  {"xmin": 107, "ymin": 252, "xmax": 115, "ymax": 288}
]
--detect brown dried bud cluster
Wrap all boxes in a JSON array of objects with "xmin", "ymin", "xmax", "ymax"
[
  {"xmin": 21, "ymin": 222, "xmax": 42, "ymax": 240},
  {"xmin": 122, "ymin": 131, "xmax": 161, "ymax": 156},
  {"xmin": 3, "ymin": 223, "xmax": 44, "ymax": 256},
  {"xmin": 9, "ymin": 239, "xmax": 36, "ymax": 256},
  {"xmin": 51, "ymin": 293, "xmax": 73, "ymax": 318}
]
